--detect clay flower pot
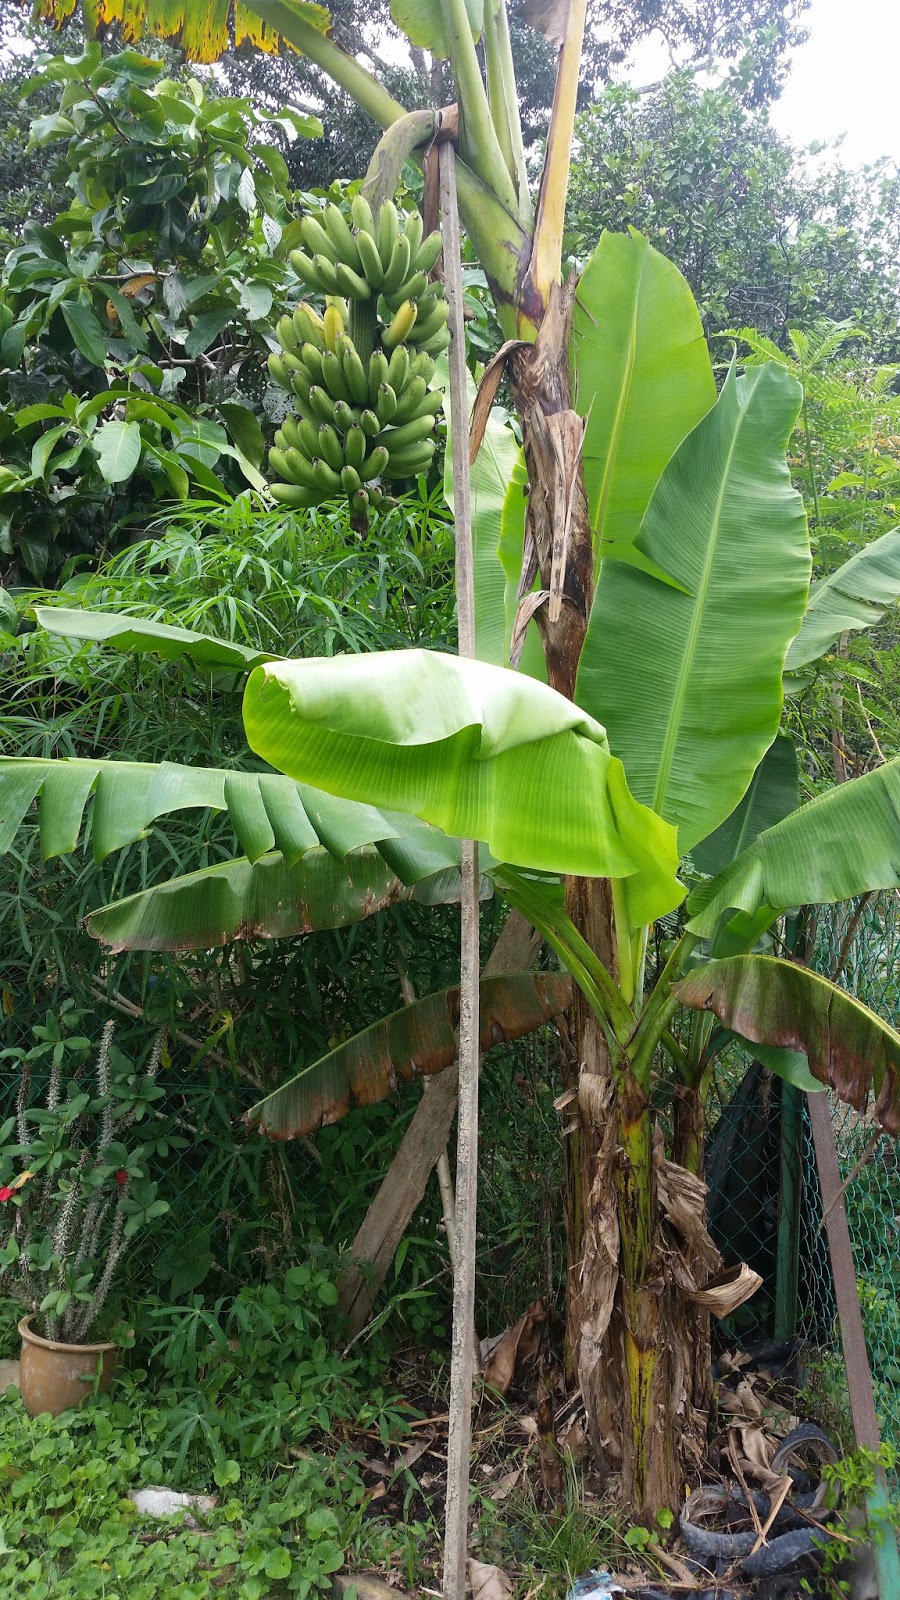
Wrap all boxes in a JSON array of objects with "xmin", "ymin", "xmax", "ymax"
[{"xmin": 18, "ymin": 1315, "xmax": 117, "ymax": 1416}]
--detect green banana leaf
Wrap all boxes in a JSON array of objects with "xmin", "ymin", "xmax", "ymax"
[
  {"xmin": 571, "ymin": 229, "xmax": 716, "ymax": 579},
  {"xmin": 445, "ymin": 396, "xmax": 523, "ymax": 669},
  {"xmin": 30, "ymin": 606, "xmax": 274, "ymax": 672},
  {"xmin": 692, "ymin": 736, "xmax": 799, "ymax": 878},
  {"xmin": 242, "ymin": 649, "xmax": 683, "ymax": 926},
  {"xmin": 728, "ymin": 1035, "xmax": 825, "ymax": 1094},
  {"xmin": 686, "ymin": 758, "xmax": 900, "ymax": 938},
  {"xmin": 785, "ymin": 526, "xmax": 900, "ymax": 671},
  {"xmin": 673, "ymin": 955, "xmax": 900, "ymax": 1133},
  {"xmin": 247, "ymin": 972, "xmax": 572, "ymax": 1137},
  {"xmin": 0, "ymin": 754, "xmax": 461, "ymax": 879},
  {"xmin": 577, "ymin": 363, "xmax": 809, "ymax": 853},
  {"xmin": 86, "ymin": 846, "xmax": 472, "ymax": 952}
]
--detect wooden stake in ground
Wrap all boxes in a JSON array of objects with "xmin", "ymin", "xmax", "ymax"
[{"xmin": 440, "ymin": 133, "xmax": 480, "ymax": 1600}]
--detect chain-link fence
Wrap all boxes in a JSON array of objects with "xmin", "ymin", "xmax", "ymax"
[{"xmin": 804, "ymin": 893, "xmax": 900, "ymax": 1476}]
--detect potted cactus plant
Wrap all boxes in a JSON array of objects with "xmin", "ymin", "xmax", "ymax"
[{"xmin": 0, "ymin": 1007, "xmax": 170, "ymax": 1414}]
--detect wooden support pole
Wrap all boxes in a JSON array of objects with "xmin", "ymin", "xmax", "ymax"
[
  {"xmin": 808, "ymin": 1090, "xmax": 900, "ymax": 1599},
  {"xmin": 440, "ymin": 132, "xmax": 480, "ymax": 1600}
]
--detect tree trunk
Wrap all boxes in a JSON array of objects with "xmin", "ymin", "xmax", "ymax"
[{"xmin": 508, "ymin": 279, "xmax": 714, "ymax": 1518}]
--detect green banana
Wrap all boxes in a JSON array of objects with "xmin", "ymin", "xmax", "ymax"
[
  {"xmin": 350, "ymin": 487, "xmax": 370, "ymax": 517},
  {"xmin": 321, "ymin": 350, "xmax": 352, "ymax": 404},
  {"xmin": 376, "ymin": 382, "xmax": 397, "ymax": 424},
  {"xmin": 391, "ymin": 376, "xmax": 427, "ymax": 423},
  {"xmin": 269, "ymin": 446, "xmax": 291, "ymax": 480},
  {"xmin": 409, "ymin": 298, "xmax": 449, "ymax": 345},
  {"xmin": 324, "ymin": 203, "xmax": 362, "ymax": 272},
  {"xmin": 271, "ymin": 482, "xmax": 323, "ymax": 508},
  {"xmin": 300, "ymin": 342, "xmax": 325, "ymax": 385},
  {"xmin": 359, "ymin": 444, "xmax": 389, "ymax": 481},
  {"xmin": 354, "ymin": 226, "xmax": 384, "ymax": 290},
  {"xmin": 382, "ymin": 442, "xmax": 436, "ymax": 479},
  {"xmin": 367, "ymin": 351, "xmax": 389, "ymax": 403},
  {"xmin": 384, "ymin": 270, "xmax": 427, "ymax": 311},
  {"xmin": 413, "ymin": 284, "xmax": 445, "ymax": 319},
  {"xmin": 334, "ymin": 261, "xmax": 372, "ymax": 302},
  {"xmin": 267, "ymin": 354, "xmax": 292, "ymax": 390},
  {"xmin": 382, "ymin": 412, "xmax": 437, "ymax": 451},
  {"xmin": 293, "ymin": 304, "xmax": 325, "ymax": 347},
  {"xmin": 413, "ymin": 231, "xmax": 443, "ymax": 274},
  {"xmin": 408, "ymin": 350, "xmax": 436, "ymax": 384},
  {"xmin": 386, "ymin": 345, "xmax": 409, "ymax": 395},
  {"xmin": 381, "ymin": 233, "xmax": 411, "ymax": 297},
  {"xmin": 332, "ymin": 399, "xmax": 358, "ymax": 433},
  {"xmin": 313, "ymin": 254, "xmax": 341, "ymax": 295},
  {"xmin": 403, "ymin": 209, "xmax": 423, "ymax": 261},
  {"xmin": 309, "ymin": 385, "xmax": 337, "ymax": 424},
  {"xmin": 351, "ymin": 192, "xmax": 376, "ymax": 237},
  {"xmin": 297, "ymin": 417, "xmax": 321, "ymax": 458},
  {"xmin": 312, "ymin": 457, "xmax": 342, "ymax": 493},
  {"xmin": 317, "ymin": 423, "xmax": 344, "ymax": 473},
  {"xmin": 419, "ymin": 326, "xmax": 451, "ymax": 356},
  {"xmin": 382, "ymin": 300, "xmax": 418, "ymax": 350},
  {"xmin": 284, "ymin": 448, "xmax": 320, "ymax": 490},
  {"xmin": 344, "ymin": 426, "xmax": 366, "ymax": 469},
  {"xmin": 342, "ymin": 346, "xmax": 370, "ymax": 406},
  {"xmin": 273, "ymin": 429, "xmax": 288, "ymax": 452},
  {"xmin": 290, "ymin": 386, "xmax": 320, "ymax": 426},
  {"xmin": 289, "ymin": 249, "xmax": 323, "ymax": 290},
  {"xmin": 276, "ymin": 314, "xmax": 299, "ymax": 352},
  {"xmin": 377, "ymin": 200, "xmax": 399, "ymax": 271},
  {"xmin": 300, "ymin": 215, "xmax": 340, "ymax": 263},
  {"xmin": 359, "ymin": 409, "xmax": 380, "ymax": 437},
  {"xmin": 341, "ymin": 464, "xmax": 362, "ymax": 496}
]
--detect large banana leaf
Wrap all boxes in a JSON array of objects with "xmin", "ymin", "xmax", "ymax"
[
  {"xmin": 576, "ymin": 364, "xmax": 809, "ymax": 853},
  {"xmin": 242, "ymin": 649, "xmax": 683, "ymax": 926},
  {"xmin": 87, "ymin": 845, "xmax": 470, "ymax": 952},
  {"xmin": 785, "ymin": 526, "xmax": 900, "ymax": 670},
  {"xmin": 0, "ymin": 755, "xmax": 461, "ymax": 878},
  {"xmin": 673, "ymin": 955, "xmax": 900, "ymax": 1133},
  {"xmin": 691, "ymin": 736, "xmax": 799, "ymax": 878},
  {"xmin": 33, "ymin": 0, "xmax": 331, "ymax": 62},
  {"xmin": 247, "ymin": 972, "xmax": 573, "ymax": 1137},
  {"xmin": 31, "ymin": 606, "xmax": 274, "ymax": 673},
  {"xmin": 571, "ymin": 229, "xmax": 716, "ymax": 578},
  {"xmin": 686, "ymin": 758, "xmax": 900, "ymax": 937}
]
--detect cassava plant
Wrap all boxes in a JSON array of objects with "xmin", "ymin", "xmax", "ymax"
[{"xmin": 9, "ymin": 0, "xmax": 900, "ymax": 1520}]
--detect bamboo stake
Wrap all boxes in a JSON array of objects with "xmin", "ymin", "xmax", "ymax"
[{"xmin": 440, "ymin": 133, "xmax": 480, "ymax": 1600}]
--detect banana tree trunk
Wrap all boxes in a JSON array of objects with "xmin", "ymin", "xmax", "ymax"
[{"xmin": 507, "ymin": 283, "xmax": 713, "ymax": 1520}]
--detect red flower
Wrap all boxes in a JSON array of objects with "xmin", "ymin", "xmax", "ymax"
[
  {"xmin": 114, "ymin": 1170, "xmax": 128, "ymax": 1185},
  {"xmin": 0, "ymin": 1187, "xmax": 13, "ymax": 1202}
]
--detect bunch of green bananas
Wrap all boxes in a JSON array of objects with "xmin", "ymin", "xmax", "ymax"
[
  {"xmin": 265, "ymin": 195, "xmax": 447, "ymax": 521},
  {"xmin": 288, "ymin": 196, "xmax": 450, "ymax": 359}
]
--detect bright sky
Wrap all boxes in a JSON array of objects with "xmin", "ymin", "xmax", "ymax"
[{"xmin": 624, "ymin": 0, "xmax": 900, "ymax": 168}]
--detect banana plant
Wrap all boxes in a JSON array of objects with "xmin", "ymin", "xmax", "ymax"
[
  {"xmin": 9, "ymin": 236, "xmax": 900, "ymax": 1520},
  {"xmin": 18, "ymin": 0, "xmax": 900, "ymax": 1519}
]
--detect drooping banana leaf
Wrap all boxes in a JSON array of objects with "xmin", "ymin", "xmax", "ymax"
[
  {"xmin": 241, "ymin": 648, "xmax": 683, "ymax": 926},
  {"xmin": 571, "ymin": 228, "xmax": 716, "ymax": 579},
  {"xmin": 31, "ymin": 606, "xmax": 274, "ymax": 673},
  {"xmin": 577, "ymin": 363, "xmax": 809, "ymax": 854},
  {"xmin": 31, "ymin": 0, "xmax": 332, "ymax": 64},
  {"xmin": 725, "ymin": 1035, "xmax": 825, "ymax": 1095},
  {"xmin": 247, "ymin": 971, "xmax": 573, "ymax": 1137},
  {"xmin": 785, "ymin": 526, "xmax": 900, "ymax": 671},
  {"xmin": 686, "ymin": 758, "xmax": 900, "ymax": 938},
  {"xmin": 0, "ymin": 755, "xmax": 461, "ymax": 879},
  {"xmin": 673, "ymin": 955, "xmax": 900, "ymax": 1133},
  {"xmin": 692, "ymin": 736, "xmax": 799, "ymax": 878},
  {"xmin": 86, "ymin": 845, "xmax": 473, "ymax": 952}
]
